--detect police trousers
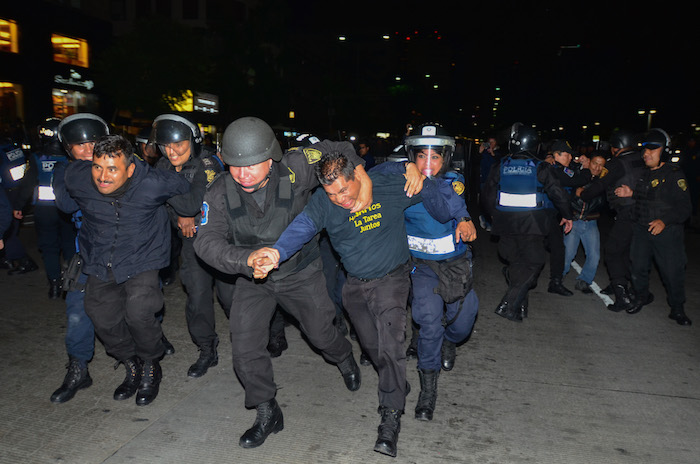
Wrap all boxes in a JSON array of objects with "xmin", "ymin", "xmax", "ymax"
[
  {"xmin": 180, "ymin": 237, "xmax": 235, "ymax": 347},
  {"xmin": 343, "ymin": 262, "xmax": 411, "ymax": 411},
  {"xmin": 498, "ymin": 234, "xmax": 546, "ymax": 307},
  {"xmin": 85, "ymin": 269, "xmax": 164, "ymax": 362},
  {"xmin": 631, "ymin": 223, "xmax": 687, "ymax": 310},
  {"xmin": 604, "ymin": 214, "xmax": 634, "ymax": 286},
  {"xmin": 229, "ymin": 257, "xmax": 351, "ymax": 408}
]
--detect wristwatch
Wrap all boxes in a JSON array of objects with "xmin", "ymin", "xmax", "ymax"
[{"xmin": 459, "ymin": 216, "xmax": 472, "ymax": 223}]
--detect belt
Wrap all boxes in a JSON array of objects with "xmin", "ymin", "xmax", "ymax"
[{"xmin": 352, "ymin": 261, "xmax": 408, "ymax": 282}]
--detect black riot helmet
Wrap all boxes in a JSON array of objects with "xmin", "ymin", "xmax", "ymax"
[
  {"xmin": 221, "ymin": 116, "xmax": 283, "ymax": 167},
  {"xmin": 608, "ymin": 129, "xmax": 636, "ymax": 150},
  {"xmin": 642, "ymin": 128, "xmax": 672, "ymax": 158},
  {"xmin": 38, "ymin": 118, "xmax": 61, "ymax": 144},
  {"xmin": 508, "ymin": 122, "xmax": 539, "ymax": 156},
  {"xmin": 404, "ymin": 123, "xmax": 456, "ymax": 177},
  {"xmin": 150, "ymin": 114, "xmax": 202, "ymax": 157},
  {"xmin": 57, "ymin": 113, "xmax": 110, "ymax": 153}
]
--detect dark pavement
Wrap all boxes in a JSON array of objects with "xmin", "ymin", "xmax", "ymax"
[{"xmin": 1, "ymin": 210, "xmax": 699, "ymax": 464}]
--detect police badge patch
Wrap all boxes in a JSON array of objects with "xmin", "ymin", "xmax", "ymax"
[
  {"xmin": 452, "ymin": 180, "xmax": 465, "ymax": 196},
  {"xmin": 651, "ymin": 179, "xmax": 659, "ymax": 188},
  {"xmin": 200, "ymin": 201, "xmax": 209, "ymax": 226},
  {"xmin": 205, "ymin": 169, "xmax": 217, "ymax": 184},
  {"xmin": 302, "ymin": 148, "xmax": 323, "ymax": 164},
  {"xmin": 678, "ymin": 179, "xmax": 688, "ymax": 191}
]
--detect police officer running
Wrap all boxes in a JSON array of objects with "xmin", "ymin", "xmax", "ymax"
[
  {"xmin": 483, "ymin": 123, "xmax": 573, "ymax": 322},
  {"xmin": 151, "ymin": 114, "xmax": 232, "ymax": 378},
  {"xmin": 193, "ymin": 117, "xmax": 367, "ymax": 449},
  {"xmin": 615, "ymin": 129, "xmax": 692, "ymax": 325}
]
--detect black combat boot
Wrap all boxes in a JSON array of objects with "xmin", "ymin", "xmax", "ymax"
[
  {"xmin": 360, "ymin": 351, "xmax": 372, "ymax": 366},
  {"xmin": 187, "ymin": 338, "xmax": 218, "ymax": 378},
  {"xmin": 50, "ymin": 357, "xmax": 92, "ymax": 404},
  {"xmin": 135, "ymin": 359, "xmax": 162, "ymax": 406},
  {"xmin": 113, "ymin": 356, "xmax": 142, "ymax": 401},
  {"xmin": 239, "ymin": 398, "xmax": 284, "ymax": 448},
  {"xmin": 548, "ymin": 278, "xmax": 573, "ymax": 296},
  {"xmin": 162, "ymin": 334, "xmax": 175, "ymax": 355},
  {"xmin": 267, "ymin": 329, "xmax": 288, "ymax": 358},
  {"xmin": 441, "ymin": 339, "xmax": 456, "ymax": 371},
  {"xmin": 495, "ymin": 301, "xmax": 522, "ymax": 322},
  {"xmin": 48, "ymin": 279, "xmax": 62, "ymax": 299},
  {"xmin": 374, "ymin": 407, "xmax": 402, "ymax": 457},
  {"xmin": 626, "ymin": 292, "xmax": 654, "ymax": 314},
  {"xmin": 405, "ymin": 324, "xmax": 419, "ymax": 360},
  {"xmin": 607, "ymin": 284, "xmax": 635, "ymax": 312},
  {"xmin": 669, "ymin": 307, "xmax": 692, "ymax": 326},
  {"xmin": 520, "ymin": 295, "xmax": 529, "ymax": 319},
  {"xmin": 337, "ymin": 353, "xmax": 361, "ymax": 391},
  {"xmin": 415, "ymin": 368, "xmax": 439, "ymax": 421},
  {"xmin": 7, "ymin": 256, "xmax": 38, "ymax": 275}
]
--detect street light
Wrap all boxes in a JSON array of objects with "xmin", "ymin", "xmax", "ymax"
[{"xmin": 638, "ymin": 109, "xmax": 657, "ymax": 130}]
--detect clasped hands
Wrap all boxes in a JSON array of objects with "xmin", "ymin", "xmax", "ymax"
[{"xmin": 247, "ymin": 247, "xmax": 281, "ymax": 279}]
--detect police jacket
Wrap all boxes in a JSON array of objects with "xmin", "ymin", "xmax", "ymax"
[
  {"xmin": 551, "ymin": 161, "xmax": 592, "ymax": 195},
  {"xmin": 156, "ymin": 153, "xmax": 224, "ymax": 234},
  {"xmin": 194, "ymin": 140, "xmax": 366, "ymax": 281},
  {"xmin": 33, "ymin": 146, "xmax": 69, "ymax": 205},
  {"xmin": 483, "ymin": 153, "xmax": 572, "ymax": 236},
  {"xmin": 1, "ymin": 144, "xmax": 36, "ymax": 210},
  {"xmin": 631, "ymin": 163, "xmax": 691, "ymax": 228},
  {"xmin": 580, "ymin": 149, "xmax": 644, "ymax": 218},
  {"xmin": 60, "ymin": 159, "xmax": 190, "ymax": 283}
]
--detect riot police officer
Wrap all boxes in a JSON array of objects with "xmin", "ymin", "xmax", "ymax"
[
  {"xmin": 193, "ymin": 117, "xmax": 367, "ymax": 449},
  {"xmin": 580, "ymin": 130, "xmax": 645, "ymax": 311},
  {"xmin": 483, "ymin": 123, "xmax": 573, "ymax": 322},
  {"xmin": 32, "ymin": 117, "xmax": 76, "ymax": 298},
  {"xmin": 50, "ymin": 113, "xmax": 110, "ymax": 403},
  {"xmin": 0, "ymin": 137, "xmax": 38, "ymax": 274},
  {"xmin": 615, "ymin": 129, "xmax": 692, "ymax": 325},
  {"xmin": 151, "ymin": 113, "xmax": 232, "ymax": 378}
]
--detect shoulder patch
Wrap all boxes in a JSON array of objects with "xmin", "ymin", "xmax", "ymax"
[
  {"xmin": 205, "ymin": 169, "xmax": 217, "ymax": 184},
  {"xmin": 563, "ymin": 167, "xmax": 574, "ymax": 177},
  {"xmin": 452, "ymin": 180, "xmax": 465, "ymax": 196},
  {"xmin": 302, "ymin": 148, "xmax": 323, "ymax": 164},
  {"xmin": 287, "ymin": 166, "xmax": 296, "ymax": 184},
  {"xmin": 678, "ymin": 178, "xmax": 688, "ymax": 191}
]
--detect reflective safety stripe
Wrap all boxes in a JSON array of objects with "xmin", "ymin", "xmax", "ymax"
[
  {"xmin": 9, "ymin": 164, "xmax": 26, "ymax": 181},
  {"xmin": 407, "ymin": 233, "xmax": 455, "ymax": 255},
  {"xmin": 38, "ymin": 185, "xmax": 56, "ymax": 201},
  {"xmin": 498, "ymin": 192, "xmax": 537, "ymax": 208}
]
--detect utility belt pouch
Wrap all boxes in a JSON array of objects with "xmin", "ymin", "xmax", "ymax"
[
  {"xmin": 61, "ymin": 253, "xmax": 85, "ymax": 292},
  {"xmin": 417, "ymin": 253, "xmax": 473, "ymax": 304}
]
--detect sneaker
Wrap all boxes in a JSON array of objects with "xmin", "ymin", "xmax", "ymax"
[{"xmin": 574, "ymin": 280, "xmax": 593, "ymax": 294}]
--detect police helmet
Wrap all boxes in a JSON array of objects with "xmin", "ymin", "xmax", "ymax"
[
  {"xmin": 221, "ymin": 117, "xmax": 283, "ymax": 167},
  {"xmin": 404, "ymin": 123, "xmax": 455, "ymax": 176},
  {"xmin": 135, "ymin": 126, "xmax": 151, "ymax": 145},
  {"xmin": 290, "ymin": 133, "xmax": 320, "ymax": 149},
  {"xmin": 509, "ymin": 122, "xmax": 539, "ymax": 155},
  {"xmin": 150, "ymin": 114, "xmax": 202, "ymax": 156},
  {"xmin": 38, "ymin": 118, "xmax": 61, "ymax": 144},
  {"xmin": 57, "ymin": 113, "xmax": 110, "ymax": 153},
  {"xmin": 608, "ymin": 130, "xmax": 636, "ymax": 150},
  {"xmin": 642, "ymin": 128, "xmax": 672, "ymax": 157}
]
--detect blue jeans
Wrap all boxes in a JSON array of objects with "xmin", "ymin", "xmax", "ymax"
[
  {"xmin": 563, "ymin": 219, "xmax": 600, "ymax": 284},
  {"xmin": 65, "ymin": 272, "xmax": 95, "ymax": 363},
  {"xmin": 410, "ymin": 263, "xmax": 479, "ymax": 371}
]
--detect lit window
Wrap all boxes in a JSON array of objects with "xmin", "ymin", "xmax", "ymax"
[
  {"xmin": 52, "ymin": 34, "xmax": 89, "ymax": 68},
  {"xmin": 0, "ymin": 18, "xmax": 19, "ymax": 53}
]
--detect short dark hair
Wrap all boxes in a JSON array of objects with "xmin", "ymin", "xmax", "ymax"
[
  {"xmin": 315, "ymin": 151, "xmax": 356, "ymax": 186},
  {"xmin": 94, "ymin": 134, "xmax": 135, "ymax": 165}
]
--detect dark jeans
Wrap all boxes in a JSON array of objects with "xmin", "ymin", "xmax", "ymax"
[
  {"xmin": 180, "ymin": 237, "xmax": 235, "ymax": 347},
  {"xmin": 631, "ymin": 223, "xmax": 686, "ymax": 309},
  {"xmin": 84, "ymin": 269, "xmax": 164, "ymax": 361},
  {"xmin": 342, "ymin": 262, "xmax": 411, "ymax": 410},
  {"xmin": 229, "ymin": 258, "xmax": 351, "ymax": 408},
  {"xmin": 498, "ymin": 234, "xmax": 546, "ymax": 307}
]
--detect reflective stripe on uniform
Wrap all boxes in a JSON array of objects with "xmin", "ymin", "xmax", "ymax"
[
  {"xmin": 498, "ymin": 192, "xmax": 537, "ymax": 208},
  {"xmin": 407, "ymin": 233, "xmax": 455, "ymax": 255}
]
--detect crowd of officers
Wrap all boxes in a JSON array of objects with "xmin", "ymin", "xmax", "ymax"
[{"xmin": 0, "ymin": 113, "xmax": 694, "ymax": 459}]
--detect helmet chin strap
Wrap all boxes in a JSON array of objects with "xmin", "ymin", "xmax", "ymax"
[{"xmin": 243, "ymin": 164, "xmax": 273, "ymax": 192}]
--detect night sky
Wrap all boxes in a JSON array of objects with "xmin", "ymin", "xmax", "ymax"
[{"xmin": 285, "ymin": 1, "xmax": 699, "ymax": 136}]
